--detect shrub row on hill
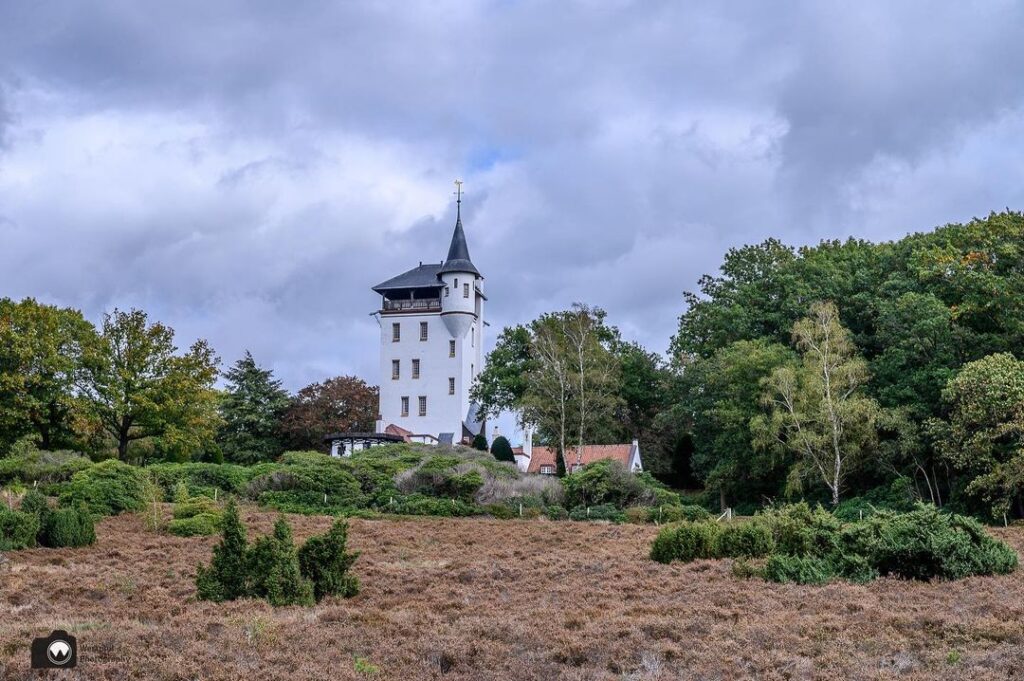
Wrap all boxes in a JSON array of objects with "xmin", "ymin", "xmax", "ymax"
[
  {"xmin": 195, "ymin": 499, "xmax": 359, "ymax": 606},
  {"xmin": 650, "ymin": 503, "xmax": 1018, "ymax": 584},
  {"xmin": 17, "ymin": 442, "xmax": 711, "ymax": 524},
  {"xmin": 0, "ymin": 489, "xmax": 95, "ymax": 550}
]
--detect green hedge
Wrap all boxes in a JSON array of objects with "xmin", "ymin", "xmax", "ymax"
[
  {"xmin": 650, "ymin": 521, "xmax": 720, "ymax": 563},
  {"xmin": 169, "ymin": 512, "xmax": 223, "ymax": 537},
  {"xmin": 568, "ymin": 503, "xmax": 626, "ymax": 523},
  {"xmin": 0, "ymin": 508, "xmax": 40, "ymax": 550},
  {"xmin": 651, "ymin": 503, "xmax": 1019, "ymax": 584},
  {"xmin": 0, "ymin": 444, "xmax": 91, "ymax": 490},
  {"xmin": 715, "ymin": 522, "xmax": 775, "ymax": 558},
  {"xmin": 41, "ymin": 506, "xmax": 96, "ymax": 548},
  {"xmin": 60, "ymin": 460, "xmax": 149, "ymax": 516}
]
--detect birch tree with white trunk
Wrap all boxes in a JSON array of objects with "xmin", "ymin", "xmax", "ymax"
[{"xmin": 752, "ymin": 301, "xmax": 881, "ymax": 506}]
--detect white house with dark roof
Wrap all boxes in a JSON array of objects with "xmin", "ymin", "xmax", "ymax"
[{"xmin": 371, "ymin": 188, "xmax": 486, "ymax": 446}]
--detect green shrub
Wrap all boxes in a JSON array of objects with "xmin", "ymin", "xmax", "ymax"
[
  {"xmin": 624, "ymin": 507, "xmax": 650, "ymax": 524},
  {"xmin": 562, "ymin": 459, "xmax": 676, "ymax": 509},
  {"xmin": 147, "ymin": 462, "xmax": 260, "ymax": 500},
  {"xmin": 544, "ymin": 505, "xmax": 569, "ymax": 521},
  {"xmin": 715, "ymin": 521, "xmax": 775, "ymax": 558},
  {"xmin": 0, "ymin": 508, "xmax": 40, "ymax": 550},
  {"xmin": 392, "ymin": 494, "xmax": 479, "ymax": 517},
  {"xmin": 650, "ymin": 521, "xmax": 720, "ymax": 563},
  {"xmin": 41, "ymin": 506, "xmax": 96, "ymax": 547},
  {"xmin": 483, "ymin": 503, "xmax": 518, "ymax": 520},
  {"xmin": 859, "ymin": 505, "xmax": 1018, "ymax": 580},
  {"xmin": 60, "ymin": 460, "xmax": 148, "ymax": 516},
  {"xmin": 834, "ymin": 478, "xmax": 919, "ymax": 522},
  {"xmin": 196, "ymin": 498, "xmax": 249, "ymax": 602},
  {"xmin": 471, "ymin": 434, "xmax": 488, "ymax": 451},
  {"xmin": 569, "ymin": 503, "xmax": 626, "ymax": 523},
  {"xmin": 173, "ymin": 498, "xmax": 220, "ymax": 520},
  {"xmin": 654, "ymin": 504, "xmax": 711, "ymax": 523},
  {"xmin": 173, "ymin": 481, "xmax": 190, "ymax": 504},
  {"xmin": 169, "ymin": 512, "xmax": 223, "ymax": 537},
  {"xmin": 490, "ymin": 436, "xmax": 516, "ymax": 463},
  {"xmin": 758, "ymin": 502, "xmax": 843, "ymax": 557},
  {"xmin": 762, "ymin": 554, "xmax": 835, "ymax": 585},
  {"xmin": 830, "ymin": 552, "xmax": 879, "ymax": 584},
  {"xmin": 0, "ymin": 442, "xmax": 91, "ymax": 489},
  {"xmin": 244, "ymin": 453, "xmax": 366, "ymax": 507},
  {"xmin": 256, "ymin": 491, "xmax": 363, "ymax": 516},
  {"xmin": 297, "ymin": 519, "xmax": 360, "ymax": 601},
  {"xmin": 20, "ymin": 489, "xmax": 51, "ymax": 524},
  {"xmin": 247, "ymin": 517, "xmax": 315, "ymax": 607}
]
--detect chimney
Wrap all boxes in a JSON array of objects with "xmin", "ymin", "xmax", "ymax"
[{"xmin": 523, "ymin": 426, "xmax": 534, "ymax": 459}]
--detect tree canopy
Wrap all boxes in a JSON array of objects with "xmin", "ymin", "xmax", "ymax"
[
  {"xmin": 219, "ymin": 352, "xmax": 291, "ymax": 464},
  {"xmin": 279, "ymin": 376, "xmax": 378, "ymax": 451}
]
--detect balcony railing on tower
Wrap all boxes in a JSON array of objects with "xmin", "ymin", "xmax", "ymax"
[{"xmin": 382, "ymin": 298, "xmax": 442, "ymax": 312}]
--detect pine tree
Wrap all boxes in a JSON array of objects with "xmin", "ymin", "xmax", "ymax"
[
  {"xmin": 219, "ymin": 352, "xmax": 290, "ymax": 464},
  {"xmin": 196, "ymin": 497, "xmax": 248, "ymax": 601},
  {"xmin": 247, "ymin": 516, "xmax": 314, "ymax": 606},
  {"xmin": 490, "ymin": 436, "xmax": 516, "ymax": 463},
  {"xmin": 298, "ymin": 519, "xmax": 360, "ymax": 601}
]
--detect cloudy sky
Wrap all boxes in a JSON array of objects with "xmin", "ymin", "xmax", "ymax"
[{"xmin": 2, "ymin": 2, "xmax": 1023, "ymax": 441}]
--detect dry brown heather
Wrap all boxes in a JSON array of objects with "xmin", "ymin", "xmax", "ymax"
[{"xmin": 2, "ymin": 510, "xmax": 1024, "ymax": 680}]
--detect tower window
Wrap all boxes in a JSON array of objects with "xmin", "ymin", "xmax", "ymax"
[
  {"xmin": 418, "ymin": 396, "xmax": 427, "ymax": 416},
  {"xmin": 445, "ymin": 286, "xmax": 450, "ymax": 297},
  {"xmin": 392, "ymin": 360, "xmax": 400, "ymax": 380},
  {"xmin": 449, "ymin": 340, "xmax": 456, "ymax": 357},
  {"xmin": 454, "ymin": 278, "xmax": 458, "ymax": 287},
  {"xmin": 420, "ymin": 321, "xmax": 428, "ymax": 341},
  {"xmin": 412, "ymin": 359, "xmax": 420, "ymax": 379},
  {"xmin": 401, "ymin": 396, "xmax": 409, "ymax": 416},
  {"xmin": 471, "ymin": 328, "xmax": 474, "ymax": 347},
  {"xmin": 463, "ymin": 283, "xmax": 470, "ymax": 298},
  {"xmin": 392, "ymin": 323, "xmax": 400, "ymax": 342},
  {"xmin": 448, "ymin": 377, "xmax": 455, "ymax": 395}
]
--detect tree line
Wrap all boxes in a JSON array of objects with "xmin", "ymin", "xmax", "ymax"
[
  {"xmin": 475, "ymin": 211, "xmax": 1024, "ymax": 520},
  {"xmin": 0, "ymin": 303, "xmax": 377, "ymax": 463}
]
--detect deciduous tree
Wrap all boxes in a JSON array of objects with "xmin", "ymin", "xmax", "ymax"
[
  {"xmin": 279, "ymin": 376, "xmax": 378, "ymax": 451},
  {"xmin": 0, "ymin": 298, "xmax": 99, "ymax": 450},
  {"xmin": 931, "ymin": 353, "xmax": 1024, "ymax": 519},
  {"xmin": 81, "ymin": 309, "xmax": 220, "ymax": 461},
  {"xmin": 753, "ymin": 302, "xmax": 882, "ymax": 506}
]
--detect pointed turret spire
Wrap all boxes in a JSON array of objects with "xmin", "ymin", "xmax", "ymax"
[{"xmin": 439, "ymin": 179, "xmax": 480, "ymax": 276}]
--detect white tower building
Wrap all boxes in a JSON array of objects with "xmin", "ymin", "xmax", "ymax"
[{"xmin": 372, "ymin": 190, "xmax": 486, "ymax": 445}]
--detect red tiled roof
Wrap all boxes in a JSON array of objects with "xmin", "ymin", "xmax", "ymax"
[
  {"xmin": 384, "ymin": 423, "xmax": 413, "ymax": 441},
  {"xmin": 524, "ymin": 444, "xmax": 635, "ymax": 474}
]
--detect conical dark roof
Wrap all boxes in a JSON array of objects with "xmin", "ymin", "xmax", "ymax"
[{"xmin": 438, "ymin": 207, "xmax": 480, "ymax": 276}]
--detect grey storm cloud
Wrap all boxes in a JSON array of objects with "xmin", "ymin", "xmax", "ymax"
[{"xmin": 1, "ymin": 0, "xmax": 1023, "ymax": 437}]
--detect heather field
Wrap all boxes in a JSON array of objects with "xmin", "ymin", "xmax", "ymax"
[{"xmin": 2, "ymin": 510, "xmax": 1023, "ymax": 680}]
